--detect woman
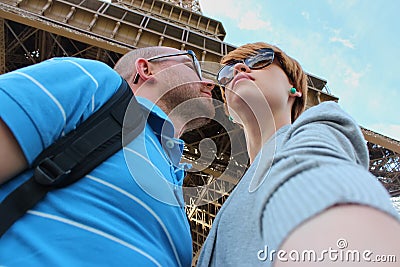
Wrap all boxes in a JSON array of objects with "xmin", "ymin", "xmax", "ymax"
[{"xmin": 197, "ymin": 42, "xmax": 400, "ymax": 266}]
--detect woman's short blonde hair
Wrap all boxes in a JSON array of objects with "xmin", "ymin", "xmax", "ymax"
[{"xmin": 220, "ymin": 42, "xmax": 308, "ymax": 122}]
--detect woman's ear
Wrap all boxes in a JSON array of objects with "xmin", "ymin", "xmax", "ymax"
[
  {"xmin": 289, "ymin": 86, "xmax": 302, "ymax": 98},
  {"xmin": 294, "ymin": 91, "xmax": 302, "ymax": 97}
]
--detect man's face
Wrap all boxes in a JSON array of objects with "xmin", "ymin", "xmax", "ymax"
[{"xmin": 151, "ymin": 49, "xmax": 216, "ymax": 132}]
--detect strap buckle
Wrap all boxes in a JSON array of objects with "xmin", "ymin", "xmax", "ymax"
[{"xmin": 34, "ymin": 157, "xmax": 71, "ymax": 186}]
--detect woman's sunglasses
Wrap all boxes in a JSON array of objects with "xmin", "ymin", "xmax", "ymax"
[{"xmin": 217, "ymin": 48, "xmax": 275, "ymax": 86}]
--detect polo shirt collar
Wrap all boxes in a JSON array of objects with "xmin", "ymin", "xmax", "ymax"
[{"xmin": 136, "ymin": 97, "xmax": 186, "ymax": 167}]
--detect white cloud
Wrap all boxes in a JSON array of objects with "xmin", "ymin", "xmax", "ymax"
[
  {"xmin": 332, "ymin": 28, "xmax": 341, "ymax": 36},
  {"xmin": 327, "ymin": 0, "xmax": 359, "ymax": 12},
  {"xmin": 329, "ymin": 36, "xmax": 355, "ymax": 49},
  {"xmin": 323, "ymin": 26, "xmax": 355, "ymax": 49},
  {"xmin": 200, "ymin": 0, "xmax": 271, "ymax": 31},
  {"xmin": 343, "ymin": 67, "xmax": 363, "ymax": 87},
  {"xmin": 238, "ymin": 11, "xmax": 272, "ymax": 31},
  {"xmin": 200, "ymin": 0, "xmax": 242, "ymax": 19},
  {"xmin": 301, "ymin": 11, "xmax": 310, "ymax": 20}
]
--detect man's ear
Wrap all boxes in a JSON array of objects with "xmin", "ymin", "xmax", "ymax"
[{"xmin": 134, "ymin": 58, "xmax": 153, "ymax": 83}]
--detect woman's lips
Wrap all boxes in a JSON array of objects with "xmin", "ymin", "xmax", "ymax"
[{"xmin": 231, "ymin": 73, "xmax": 253, "ymax": 89}]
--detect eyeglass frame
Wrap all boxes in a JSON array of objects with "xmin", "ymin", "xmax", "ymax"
[
  {"xmin": 133, "ymin": 50, "xmax": 202, "ymax": 84},
  {"xmin": 217, "ymin": 48, "xmax": 275, "ymax": 86}
]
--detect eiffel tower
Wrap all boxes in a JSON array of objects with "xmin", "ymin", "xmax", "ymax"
[{"xmin": 1, "ymin": 0, "xmax": 399, "ymax": 265}]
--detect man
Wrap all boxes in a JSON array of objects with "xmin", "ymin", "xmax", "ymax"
[{"xmin": 0, "ymin": 46, "xmax": 215, "ymax": 266}]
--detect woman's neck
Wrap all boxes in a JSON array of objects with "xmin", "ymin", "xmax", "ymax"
[{"xmin": 243, "ymin": 112, "xmax": 291, "ymax": 163}]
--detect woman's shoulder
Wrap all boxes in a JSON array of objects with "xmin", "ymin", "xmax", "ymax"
[{"xmin": 293, "ymin": 101, "xmax": 357, "ymax": 128}]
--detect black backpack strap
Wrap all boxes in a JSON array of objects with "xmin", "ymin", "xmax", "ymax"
[{"xmin": 0, "ymin": 78, "xmax": 145, "ymax": 237}]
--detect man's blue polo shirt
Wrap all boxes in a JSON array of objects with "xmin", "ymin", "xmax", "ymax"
[{"xmin": 0, "ymin": 57, "xmax": 192, "ymax": 266}]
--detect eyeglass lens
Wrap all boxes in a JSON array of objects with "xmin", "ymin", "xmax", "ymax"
[{"xmin": 217, "ymin": 48, "xmax": 274, "ymax": 85}]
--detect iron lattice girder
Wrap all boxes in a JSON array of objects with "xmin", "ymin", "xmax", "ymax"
[
  {"xmin": 2, "ymin": 20, "xmax": 122, "ymax": 71},
  {"xmin": 368, "ymin": 142, "xmax": 400, "ymax": 196},
  {"xmin": 0, "ymin": 0, "xmax": 231, "ymax": 57}
]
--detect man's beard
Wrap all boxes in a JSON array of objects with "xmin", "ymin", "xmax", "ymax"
[{"xmin": 159, "ymin": 83, "xmax": 215, "ymax": 134}]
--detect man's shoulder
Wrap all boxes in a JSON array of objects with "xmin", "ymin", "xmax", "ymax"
[{"xmin": 0, "ymin": 57, "xmax": 122, "ymax": 94}]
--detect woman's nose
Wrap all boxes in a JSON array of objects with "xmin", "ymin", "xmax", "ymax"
[{"xmin": 233, "ymin": 62, "xmax": 250, "ymax": 76}]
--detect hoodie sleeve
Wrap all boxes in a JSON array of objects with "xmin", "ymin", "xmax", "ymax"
[
  {"xmin": 258, "ymin": 101, "xmax": 399, "ymax": 252},
  {"xmin": 283, "ymin": 101, "xmax": 369, "ymax": 167}
]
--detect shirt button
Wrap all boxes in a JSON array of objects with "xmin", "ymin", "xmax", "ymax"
[{"xmin": 166, "ymin": 140, "xmax": 175, "ymax": 149}]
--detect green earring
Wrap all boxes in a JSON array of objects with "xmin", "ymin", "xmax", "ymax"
[
  {"xmin": 290, "ymin": 87, "xmax": 297, "ymax": 94},
  {"xmin": 228, "ymin": 115, "xmax": 234, "ymax": 122}
]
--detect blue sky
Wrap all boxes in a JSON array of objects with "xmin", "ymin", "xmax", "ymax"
[{"xmin": 199, "ymin": 0, "xmax": 400, "ymax": 141}]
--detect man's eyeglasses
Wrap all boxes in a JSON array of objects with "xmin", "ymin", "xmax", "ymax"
[
  {"xmin": 133, "ymin": 50, "xmax": 202, "ymax": 84},
  {"xmin": 217, "ymin": 48, "xmax": 275, "ymax": 85}
]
